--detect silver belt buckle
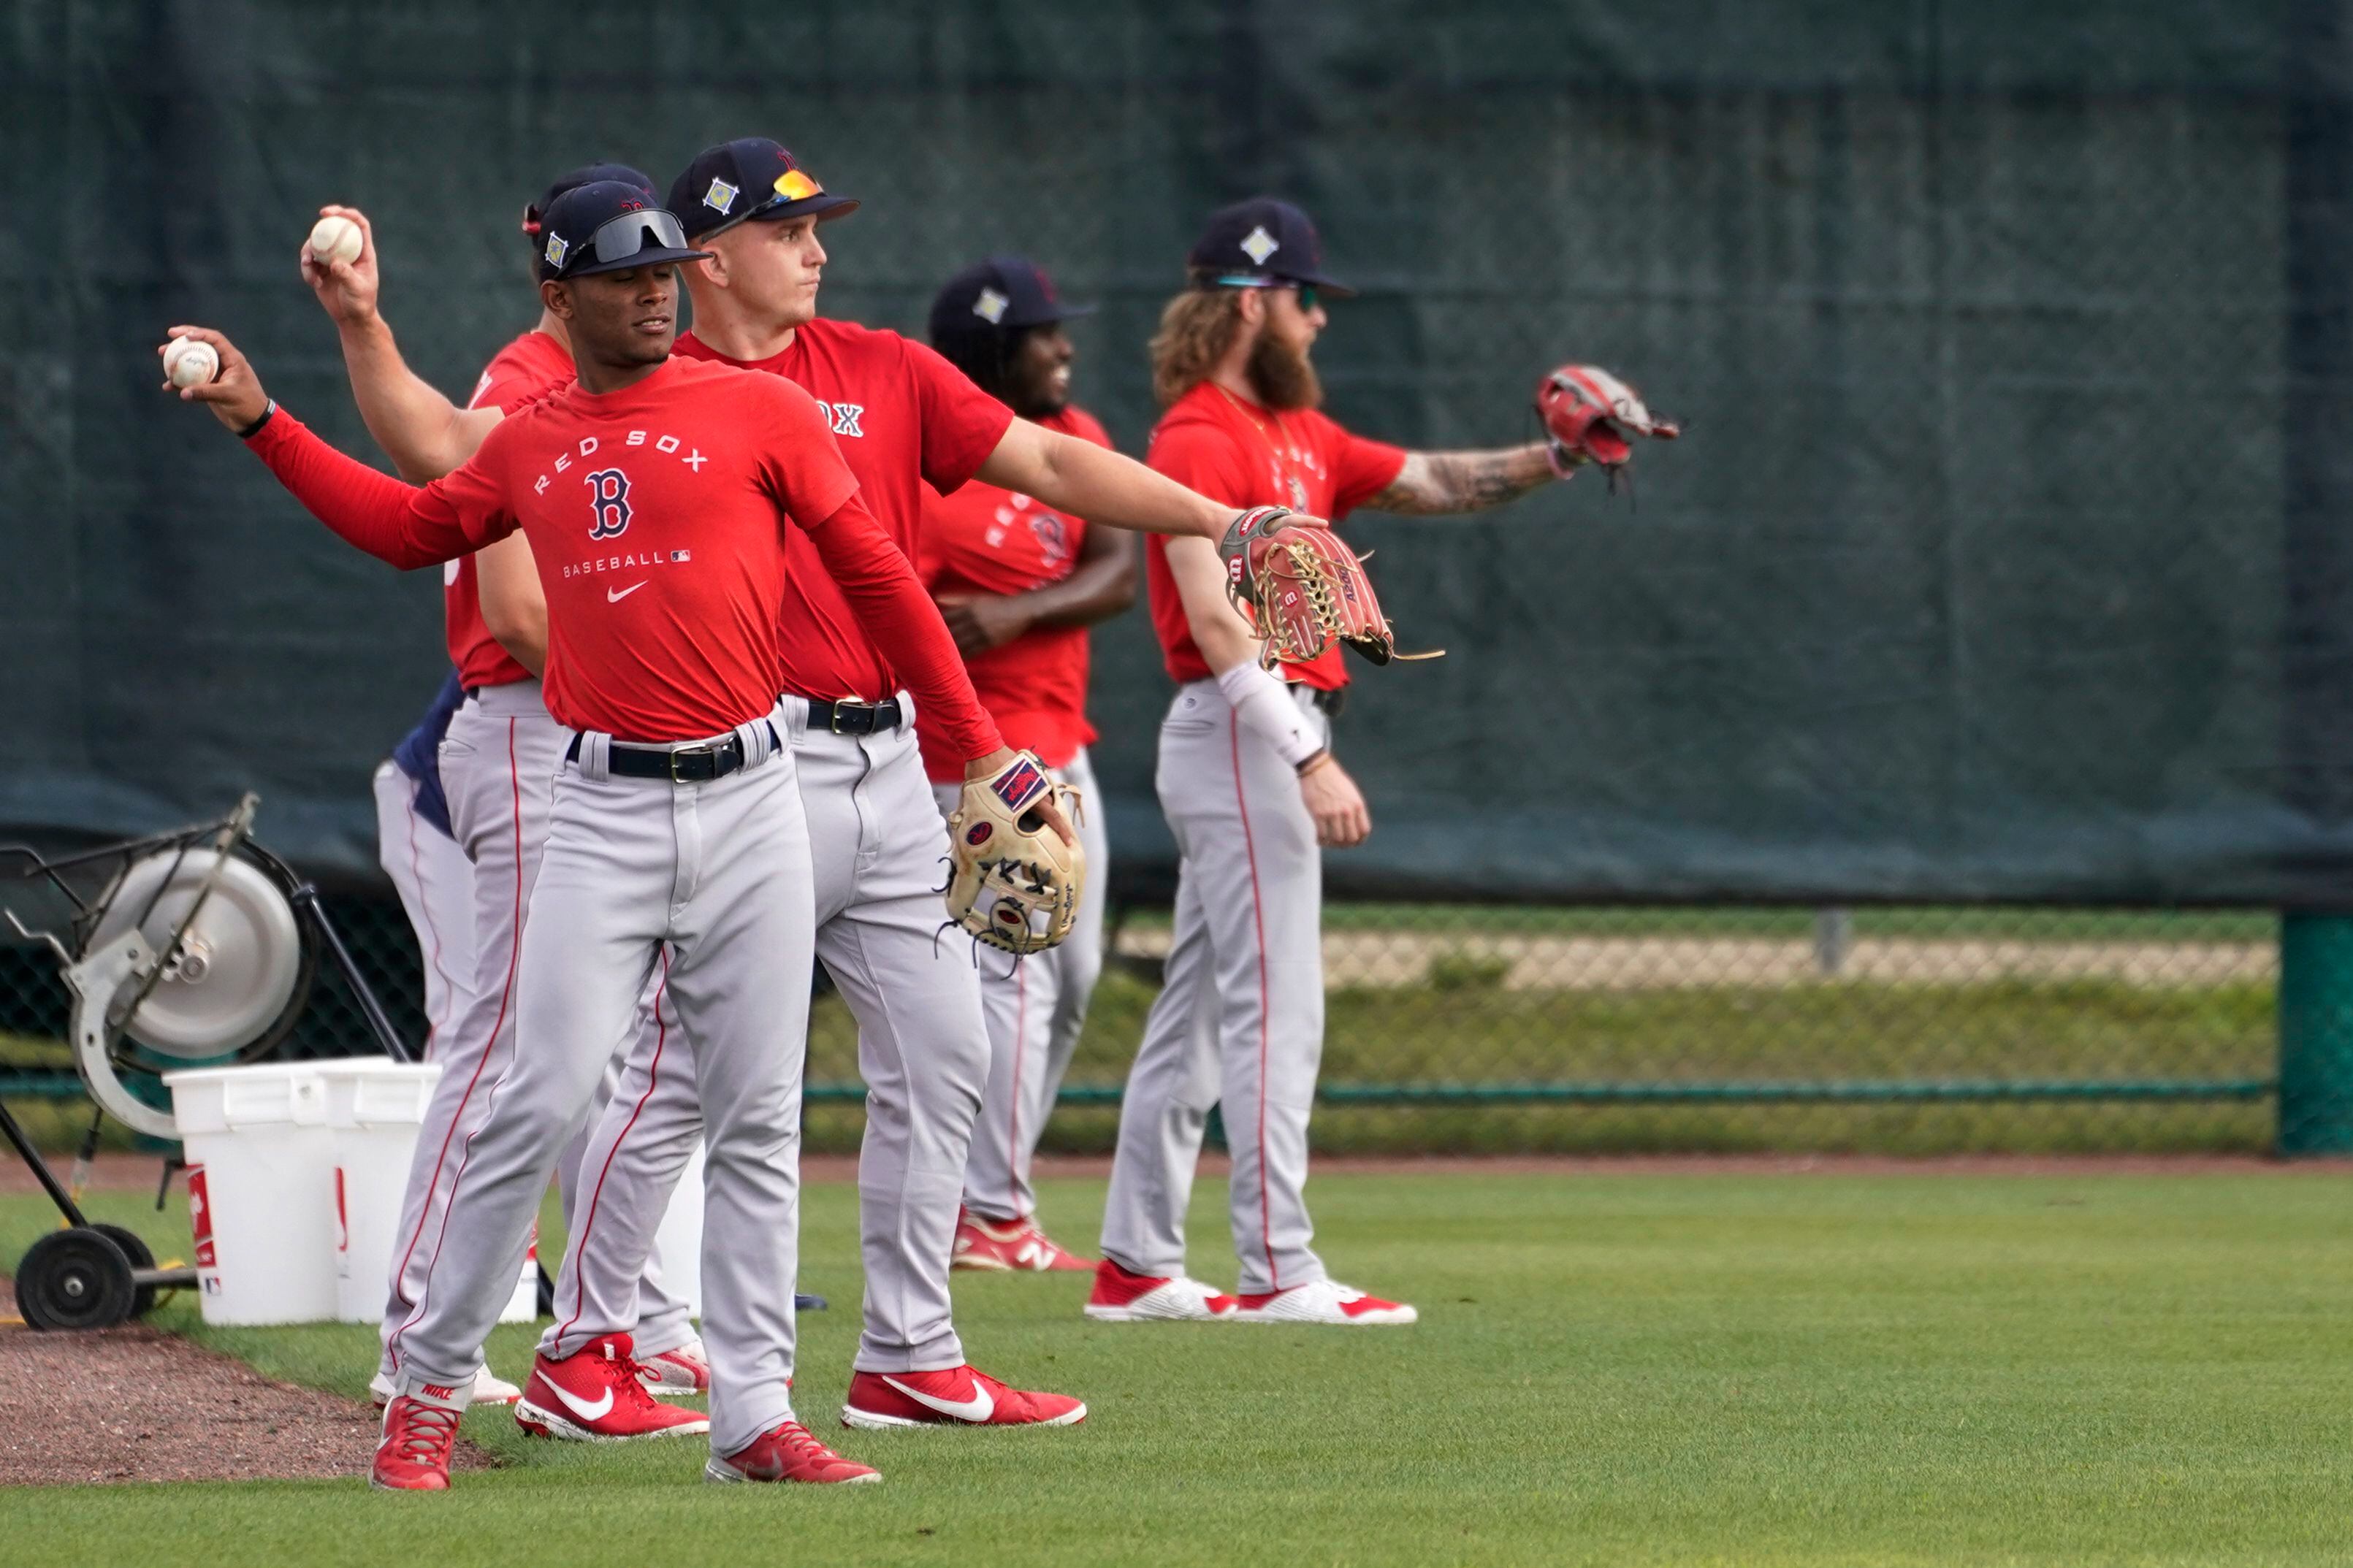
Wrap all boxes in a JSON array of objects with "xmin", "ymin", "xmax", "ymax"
[
  {"xmin": 668, "ymin": 742, "xmax": 718, "ymax": 783},
  {"xmin": 829, "ymin": 700, "xmax": 875, "ymax": 735}
]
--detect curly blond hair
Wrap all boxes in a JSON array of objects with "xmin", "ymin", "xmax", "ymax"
[{"xmin": 1149, "ymin": 284, "xmax": 1246, "ymax": 407}]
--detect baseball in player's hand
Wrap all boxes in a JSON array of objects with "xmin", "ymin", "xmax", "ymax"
[
  {"xmin": 967, "ymin": 748, "xmax": 1075, "ymax": 846},
  {"xmin": 158, "ymin": 326, "xmax": 271, "ymax": 432},
  {"xmin": 934, "ymin": 593, "xmax": 1033, "ymax": 657},
  {"xmin": 1300, "ymin": 754, "xmax": 1371, "ymax": 847},
  {"xmin": 300, "ymin": 204, "xmax": 382, "ymax": 327}
]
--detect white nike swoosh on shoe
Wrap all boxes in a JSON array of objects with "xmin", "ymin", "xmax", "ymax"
[
  {"xmin": 607, "ymin": 581, "xmax": 646, "ymax": 603},
  {"xmin": 544, "ymin": 1377, "xmax": 614, "ymax": 1421},
  {"xmin": 880, "ymin": 1374, "xmax": 994, "ymax": 1423}
]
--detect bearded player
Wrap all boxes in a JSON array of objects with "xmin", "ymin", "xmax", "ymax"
[
  {"xmin": 921, "ymin": 256, "xmax": 1134, "ymax": 1273},
  {"xmin": 1090, "ymin": 198, "xmax": 1596, "ymax": 1326}
]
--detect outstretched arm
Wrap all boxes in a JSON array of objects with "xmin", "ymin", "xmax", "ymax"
[
  {"xmin": 977, "ymin": 419, "xmax": 1229, "ymax": 540},
  {"xmin": 1366, "ymin": 443, "xmax": 1565, "ymax": 516},
  {"xmin": 160, "ymin": 326, "xmax": 504, "ymax": 570},
  {"xmin": 301, "ymin": 204, "xmax": 504, "ymax": 483},
  {"xmin": 935, "ymin": 521, "xmax": 1138, "ymax": 657}
]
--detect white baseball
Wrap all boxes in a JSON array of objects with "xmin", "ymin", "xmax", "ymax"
[
  {"xmin": 308, "ymin": 214, "xmax": 362, "ymax": 267},
  {"xmin": 164, "ymin": 336, "xmax": 219, "ymax": 390}
]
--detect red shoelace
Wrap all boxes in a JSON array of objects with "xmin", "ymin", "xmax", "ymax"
[
  {"xmin": 386, "ymin": 1400, "xmax": 462, "ymax": 1463},
  {"xmin": 771, "ymin": 1420, "xmax": 850, "ymax": 1463}
]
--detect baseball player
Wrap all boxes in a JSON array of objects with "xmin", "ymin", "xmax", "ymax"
[
  {"xmin": 921, "ymin": 256, "xmax": 1130, "ymax": 1272},
  {"xmin": 534, "ymin": 139, "xmax": 1296, "ymax": 1432},
  {"xmin": 373, "ymin": 671, "xmax": 478, "ymax": 1067},
  {"xmin": 305, "ymin": 166, "xmax": 712, "ymax": 1412},
  {"xmin": 164, "ymin": 181, "xmax": 1035, "ymax": 1490},
  {"xmin": 1091, "ymin": 198, "xmax": 1582, "ymax": 1326}
]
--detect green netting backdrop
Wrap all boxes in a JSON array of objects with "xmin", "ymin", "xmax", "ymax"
[{"xmin": 7, "ymin": 1, "xmax": 2353, "ymax": 904}]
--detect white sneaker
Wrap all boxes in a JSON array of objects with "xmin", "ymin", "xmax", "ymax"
[
  {"xmin": 370, "ymin": 1364, "xmax": 524, "ymax": 1408},
  {"xmin": 1083, "ymin": 1260, "xmax": 1240, "ymax": 1322},
  {"xmin": 1229, "ymin": 1279, "xmax": 1418, "ymax": 1326},
  {"xmin": 636, "ymin": 1336, "xmax": 710, "ymax": 1395}
]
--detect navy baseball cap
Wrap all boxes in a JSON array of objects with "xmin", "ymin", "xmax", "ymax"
[
  {"xmin": 668, "ymin": 139, "xmax": 860, "ymax": 242},
  {"xmin": 523, "ymin": 162, "xmax": 658, "ymax": 250},
  {"xmin": 535, "ymin": 182, "xmax": 710, "ymax": 281},
  {"xmin": 1187, "ymin": 196, "xmax": 1354, "ymax": 297},
  {"xmin": 928, "ymin": 256, "xmax": 1096, "ymax": 345}
]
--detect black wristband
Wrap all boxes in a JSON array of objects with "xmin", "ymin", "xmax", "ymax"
[
  {"xmin": 1294, "ymin": 748, "xmax": 1332, "ymax": 778},
  {"xmin": 236, "ymin": 399, "xmax": 278, "ymax": 441}
]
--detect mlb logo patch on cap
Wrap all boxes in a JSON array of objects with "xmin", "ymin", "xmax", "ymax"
[
  {"xmin": 544, "ymin": 234, "xmax": 570, "ymax": 269},
  {"xmin": 704, "ymin": 177, "xmax": 739, "ymax": 214},
  {"xmin": 1239, "ymin": 224, "xmax": 1280, "ymax": 264},
  {"xmin": 972, "ymin": 287, "xmax": 1010, "ymax": 324}
]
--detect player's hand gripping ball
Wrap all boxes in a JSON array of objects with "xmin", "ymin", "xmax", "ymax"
[
  {"xmin": 1535, "ymin": 364, "xmax": 1679, "ymax": 486},
  {"xmin": 308, "ymin": 214, "xmax": 363, "ymax": 268},
  {"xmin": 163, "ymin": 335, "xmax": 220, "ymax": 389},
  {"xmin": 945, "ymin": 752, "xmax": 1086, "ymax": 957},
  {"xmin": 1217, "ymin": 506, "xmax": 1438, "ymax": 668}
]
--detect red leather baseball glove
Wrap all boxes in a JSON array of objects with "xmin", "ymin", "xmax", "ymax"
[
  {"xmin": 1216, "ymin": 506, "xmax": 1435, "ymax": 668},
  {"xmin": 1535, "ymin": 364, "xmax": 1680, "ymax": 483}
]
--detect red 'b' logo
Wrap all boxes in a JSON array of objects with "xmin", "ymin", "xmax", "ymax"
[{"xmin": 585, "ymin": 467, "xmax": 633, "ymax": 539}]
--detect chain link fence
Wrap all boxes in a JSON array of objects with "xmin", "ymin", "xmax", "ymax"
[{"xmin": 3, "ymin": 891, "xmax": 2282, "ymax": 1156}]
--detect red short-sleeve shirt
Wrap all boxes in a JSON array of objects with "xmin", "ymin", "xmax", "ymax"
[
  {"xmin": 443, "ymin": 329, "xmax": 573, "ymax": 689},
  {"xmin": 674, "ymin": 318, "xmax": 1014, "ymax": 701},
  {"xmin": 1143, "ymin": 381, "xmax": 1406, "ymax": 689},
  {"xmin": 914, "ymin": 405, "xmax": 1113, "ymax": 780}
]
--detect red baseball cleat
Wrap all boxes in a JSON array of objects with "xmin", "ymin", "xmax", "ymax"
[
  {"xmin": 514, "ymin": 1334, "xmax": 709, "ymax": 1442},
  {"xmin": 636, "ymin": 1336, "xmax": 711, "ymax": 1396},
  {"xmin": 841, "ymin": 1364, "xmax": 1086, "ymax": 1430},
  {"xmin": 706, "ymin": 1420, "xmax": 881, "ymax": 1484},
  {"xmin": 370, "ymin": 1392, "xmax": 464, "ymax": 1491},
  {"xmin": 1230, "ymin": 1279, "xmax": 1418, "ymax": 1326},
  {"xmin": 952, "ymin": 1208, "xmax": 1094, "ymax": 1272},
  {"xmin": 1083, "ymin": 1258, "xmax": 1239, "ymax": 1323}
]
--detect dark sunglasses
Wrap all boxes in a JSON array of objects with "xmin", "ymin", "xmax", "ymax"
[
  {"xmin": 1212, "ymin": 275, "xmax": 1319, "ymax": 312},
  {"xmin": 546, "ymin": 208, "xmax": 693, "ymax": 275}
]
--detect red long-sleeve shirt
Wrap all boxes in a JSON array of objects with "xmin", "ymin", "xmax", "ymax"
[{"xmin": 245, "ymin": 356, "xmax": 1002, "ymax": 755}]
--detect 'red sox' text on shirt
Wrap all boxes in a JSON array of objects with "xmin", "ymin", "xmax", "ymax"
[
  {"xmin": 914, "ymin": 404, "xmax": 1113, "ymax": 782},
  {"xmin": 674, "ymin": 318, "xmax": 1014, "ymax": 703},
  {"xmin": 1143, "ymin": 380, "xmax": 1405, "ymax": 691},
  {"xmin": 442, "ymin": 327, "xmax": 575, "ymax": 690},
  {"xmin": 241, "ymin": 355, "xmax": 1003, "ymax": 757}
]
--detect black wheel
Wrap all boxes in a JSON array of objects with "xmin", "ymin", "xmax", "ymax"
[
  {"xmin": 15, "ymin": 1228, "xmax": 137, "ymax": 1331},
  {"xmin": 91, "ymin": 1224, "xmax": 159, "ymax": 1318}
]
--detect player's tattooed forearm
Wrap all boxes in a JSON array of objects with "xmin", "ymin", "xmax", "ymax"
[{"xmin": 1372, "ymin": 447, "xmax": 1555, "ymax": 514}]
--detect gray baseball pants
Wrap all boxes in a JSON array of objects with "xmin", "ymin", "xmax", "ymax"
[
  {"xmin": 376, "ymin": 682, "xmax": 687, "ymax": 1379},
  {"xmin": 542, "ymin": 695, "xmax": 992, "ymax": 1374},
  {"xmin": 1099, "ymin": 679, "xmax": 1332, "ymax": 1296},
  {"xmin": 389, "ymin": 711, "xmax": 814, "ymax": 1456}
]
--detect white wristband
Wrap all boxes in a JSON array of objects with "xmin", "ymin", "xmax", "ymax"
[{"xmin": 1216, "ymin": 662, "xmax": 1322, "ymax": 768}]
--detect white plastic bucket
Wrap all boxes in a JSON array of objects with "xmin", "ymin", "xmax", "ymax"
[
  {"xmin": 166, "ymin": 1063, "xmax": 338, "ymax": 1325},
  {"xmin": 316, "ymin": 1060, "xmax": 443, "ymax": 1324},
  {"xmin": 650, "ymin": 1141, "xmax": 706, "ymax": 1321}
]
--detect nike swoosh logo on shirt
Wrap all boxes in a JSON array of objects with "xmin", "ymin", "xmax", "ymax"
[
  {"xmin": 882, "ymin": 1374, "xmax": 993, "ymax": 1423},
  {"xmin": 607, "ymin": 582, "xmax": 646, "ymax": 603},
  {"xmin": 544, "ymin": 1379, "xmax": 614, "ymax": 1422}
]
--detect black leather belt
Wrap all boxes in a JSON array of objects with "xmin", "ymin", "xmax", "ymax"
[
  {"xmin": 565, "ymin": 724, "xmax": 779, "ymax": 783},
  {"xmin": 803, "ymin": 696, "xmax": 904, "ymax": 735}
]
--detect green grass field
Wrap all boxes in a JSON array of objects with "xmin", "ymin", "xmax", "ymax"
[{"xmin": 6, "ymin": 1169, "xmax": 2352, "ymax": 1565}]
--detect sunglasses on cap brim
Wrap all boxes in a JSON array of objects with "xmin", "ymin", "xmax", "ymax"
[
  {"xmin": 698, "ymin": 167, "xmax": 839, "ymax": 242},
  {"xmin": 1210, "ymin": 275, "xmax": 1322, "ymax": 311},
  {"xmin": 546, "ymin": 209, "xmax": 708, "ymax": 277}
]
